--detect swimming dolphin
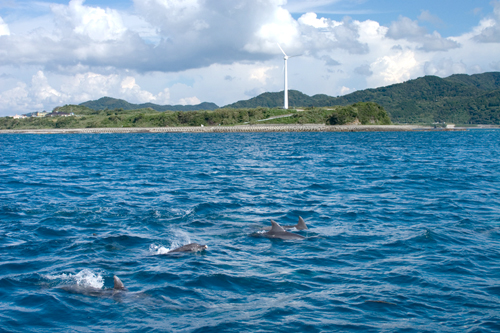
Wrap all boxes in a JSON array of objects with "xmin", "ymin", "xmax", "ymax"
[
  {"xmin": 60, "ymin": 275, "xmax": 127, "ymax": 297},
  {"xmin": 262, "ymin": 216, "xmax": 308, "ymax": 231},
  {"xmin": 113, "ymin": 276, "xmax": 126, "ymax": 290},
  {"xmin": 168, "ymin": 243, "xmax": 208, "ymax": 253},
  {"xmin": 263, "ymin": 220, "xmax": 305, "ymax": 240}
]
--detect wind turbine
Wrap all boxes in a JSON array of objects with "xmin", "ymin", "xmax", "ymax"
[{"xmin": 277, "ymin": 44, "xmax": 299, "ymax": 110}]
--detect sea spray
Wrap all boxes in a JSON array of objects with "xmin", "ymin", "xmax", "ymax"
[
  {"xmin": 149, "ymin": 243, "xmax": 170, "ymax": 255},
  {"xmin": 45, "ymin": 269, "xmax": 104, "ymax": 289}
]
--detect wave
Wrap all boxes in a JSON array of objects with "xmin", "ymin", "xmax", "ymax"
[
  {"xmin": 149, "ymin": 229, "xmax": 193, "ymax": 255},
  {"xmin": 44, "ymin": 269, "xmax": 104, "ymax": 289}
]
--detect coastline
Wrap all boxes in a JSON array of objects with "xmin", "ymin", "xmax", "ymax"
[{"xmin": 0, "ymin": 124, "xmax": 464, "ymax": 134}]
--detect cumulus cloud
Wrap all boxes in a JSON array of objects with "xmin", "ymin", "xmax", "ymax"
[
  {"xmin": 0, "ymin": 2, "xmax": 150, "ymax": 71},
  {"xmin": 473, "ymin": 0, "xmax": 500, "ymax": 43},
  {"xmin": 340, "ymin": 86, "xmax": 351, "ymax": 95},
  {"xmin": 250, "ymin": 66, "xmax": 276, "ymax": 84},
  {"xmin": 0, "ymin": 70, "xmax": 174, "ymax": 114},
  {"xmin": 418, "ymin": 10, "xmax": 443, "ymax": 27},
  {"xmin": 370, "ymin": 50, "xmax": 418, "ymax": 84},
  {"xmin": 321, "ymin": 55, "xmax": 340, "ymax": 66},
  {"xmin": 31, "ymin": 71, "xmax": 63, "ymax": 105},
  {"xmin": 0, "ymin": 17, "xmax": 10, "ymax": 36},
  {"xmin": 386, "ymin": 16, "xmax": 460, "ymax": 52},
  {"xmin": 387, "ymin": 16, "xmax": 427, "ymax": 40},
  {"xmin": 51, "ymin": 0, "xmax": 126, "ymax": 42},
  {"xmin": 424, "ymin": 59, "xmax": 467, "ymax": 77},
  {"xmin": 0, "ymin": 83, "xmax": 31, "ymax": 112},
  {"xmin": 299, "ymin": 12, "xmax": 329, "ymax": 28},
  {"xmin": 354, "ymin": 64, "xmax": 372, "ymax": 76},
  {"xmin": 0, "ymin": 0, "xmax": 376, "ymax": 74},
  {"xmin": 178, "ymin": 96, "xmax": 201, "ymax": 105},
  {"xmin": 244, "ymin": 6, "xmax": 301, "ymax": 54},
  {"xmin": 0, "ymin": 72, "xmax": 64, "ymax": 113}
]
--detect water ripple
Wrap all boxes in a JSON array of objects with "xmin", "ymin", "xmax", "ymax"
[{"xmin": 1, "ymin": 131, "xmax": 500, "ymax": 332}]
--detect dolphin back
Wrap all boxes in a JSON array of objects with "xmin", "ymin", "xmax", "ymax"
[
  {"xmin": 169, "ymin": 243, "xmax": 208, "ymax": 253},
  {"xmin": 270, "ymin": 220, "xmax": 286, "ymax": 232},
  {"xmin": 265, "ymin": 220, "xmax": 305, "ymax": 240},
  {"xmin": 113, "ymin": 276, "xmax": 125, "ymax": 290},
  {"xmin": 295, "ymin": 216, "xmax": 308, "ymax": 230}
]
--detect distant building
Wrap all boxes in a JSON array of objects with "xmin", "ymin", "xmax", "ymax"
[
  {"xmin": 32, "ymin": 111, "xmax": 49, "ymax": 117},
  {"xmin": 446, "ymin": 123, "xmax": 455, "ymax": 129},
  {"xmin": 12, "ymin": 114, "xmax": 27, "ymax": 119},
  {"xmin": 47, "ymin": 112, "xmax": 72, "ymax": 117}
]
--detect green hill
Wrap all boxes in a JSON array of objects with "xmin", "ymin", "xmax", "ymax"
[
  {"xmin": 224, "ymin": 72, "xmax": 500, "ymax": 124},
  {"xmin": 80, "ymin": 97, "xmax": 219, "ymax": 112},
  {"xmin": 226, "ymin": 90, "xmax": 317, "ymax": 109},
  {"xmin": 0, "ymin": 102, "xmax": 392, "ymax": 130}
]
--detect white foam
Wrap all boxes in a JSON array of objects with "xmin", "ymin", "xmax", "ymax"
[
  {"xmin": 44, "ymin": 269, "xmax": 104, "ymax": 289},
  {"xmin": 149, "ymin": 243, "xmax": 170, "ymax": 255},
  {"xmin": 149, "ymin": 230, "xmax": 192, "ymax": 255},
  {"xmin": 170, "ymin": 229, "xmax": 191, "ymax": 249}
]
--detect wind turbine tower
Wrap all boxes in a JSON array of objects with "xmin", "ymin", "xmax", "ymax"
[{"xmin": 278, "ymin": 44, "xmax": 293, "ymax": 110}]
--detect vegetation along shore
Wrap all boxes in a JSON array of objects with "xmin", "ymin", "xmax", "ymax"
[{"xmin": 0, "ymin": 102, "xmax": 393, "ymax": 132}]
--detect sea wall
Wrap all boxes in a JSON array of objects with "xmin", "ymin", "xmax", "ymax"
[{"xmin": 0, "ymin": 124, "xmax": 426, "ymax": 134}]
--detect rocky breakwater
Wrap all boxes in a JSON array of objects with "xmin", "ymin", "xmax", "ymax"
[{"xmin": 0, "ymin": 124, "xmax": 425, "ymax": 134}]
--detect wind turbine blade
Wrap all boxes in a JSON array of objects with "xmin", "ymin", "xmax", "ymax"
[
  {"xmin": 288, "ymin": 54, "xmax": 302, "ymax": 58},
  {"xmin": 277, "ymin": 43, "xmax": 287, "ymax": 56}
]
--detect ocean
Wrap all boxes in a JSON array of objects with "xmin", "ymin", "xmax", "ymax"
[{"xmin": 0, "ymin": 130, "xmax": 499, "ymax": 332}]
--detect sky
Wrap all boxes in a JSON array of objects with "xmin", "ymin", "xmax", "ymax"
[{"xmin": 0, "ymin": 0, "xmax": 499, "ymax": 116}]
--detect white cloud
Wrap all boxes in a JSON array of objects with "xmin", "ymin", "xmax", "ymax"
[
  {"xmin": 119, "ymin": 76, "xmax": 171, "ymax": 104},
  {"xmin": 354, "ymin": 64, "xmax": 372, "ymax": 76},
  {"xmin": 0, "ymin": 70, "xmax": 175, "ymax": 114},
  {"xmin": 370, "ymin": 50, "xmax": 418, "ymax": 85},
  {"xmin": 0, "ymin": 83, "xmax": 31, "ymax": 112},
  {"xmin": 178, "ymin": 96, "xmax": 200, "ymax": 105},
  {"xmin": 299, "ymin": 12, "xmax": 329, "ymax": 28},
  {"xmin": 418, "ymin": 10, "xmax": 443, "ymax": 26},
  {"xmin": 31, "ymin": 71, "xmax": 63, "ymax": 104},
  {"xmin": 250, "ymin": 66, "xmax": 276, "ymax": 84},
  {"xmin": 340, "ymin": 86, "xmax": 351, "ymax": 95},
  {"xmin": 387, "ymin": 16, "xmax": 427, "ymax": 40},
  {"xmin": 386, "ymin": 16, "xmax": 460, "ymax": 52},
  {"xmin": 120, "ymin": 76, "xmax": 155, "ymax": 102},
  {"xmin": 244, "ymin": 6, "xmax": 301, "ymax": 54},
  {"xmin": 0, "ymin": 17, "xmax": 10, "ymax": 36},
  {"xmin": 424, "ymin": 59, "xmax": 468, "ymax": 77},
  {"xmin": 473, "ymin": 0, "xmax": 500, "ymax": 43},
  {"xmin": 51, "ymin": 0, "xmax": 126, "ymax": 42}
]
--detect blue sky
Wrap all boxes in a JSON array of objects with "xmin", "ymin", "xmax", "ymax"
[{"xmin": 0, "ymin": 0, "xmax": 499, "ymax": 116}]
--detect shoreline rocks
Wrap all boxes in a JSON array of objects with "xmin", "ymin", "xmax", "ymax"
[{"xmin": 0, "ymin": 124, "xmax": 465, "ymax": 135}]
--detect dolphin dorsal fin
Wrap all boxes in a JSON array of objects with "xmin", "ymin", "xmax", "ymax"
[
  {"xmin": 113, "ymin": 276, "xmax": 125, "ymax": 290},
  {"xmin": 270, "ymin": 220, "xmax": 285, "ymax": 232},
  {"xmin": 296, "ymin": 216, "xmax": 308, "ymax": 230}
]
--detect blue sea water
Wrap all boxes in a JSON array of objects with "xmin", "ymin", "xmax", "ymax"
[{"xmin": 0, "ymin": 130, "xmax": 500, "ymax": 332}]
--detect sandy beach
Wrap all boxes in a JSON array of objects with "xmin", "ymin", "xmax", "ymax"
[{"xmin": 0, "ymin": 124, "xmax": 445, "ymax": 134}]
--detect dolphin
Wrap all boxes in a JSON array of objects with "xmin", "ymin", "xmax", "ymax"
[
  {"xmin": 262, "ymin": 216, "xmax": 308, "ymax": 231},
  {"xmin": 263, "ymin": 220, "xmax": 305, "ymax": 240},
  {"xmin": 168, "ymin": 243, "xmax": 208, "ymax": 253},
  {"xmin": 60, "ymin": 275, "xmax": 128, "ymax": 297}
]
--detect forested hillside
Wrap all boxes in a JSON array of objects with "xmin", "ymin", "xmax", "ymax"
[
  {"xmin": 224, "ymin": 72, "xmax": 500, "ymax": 124},
  {"xmin": 80, "ymin": 97, "xmax": 219, "ymax": 112}
]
